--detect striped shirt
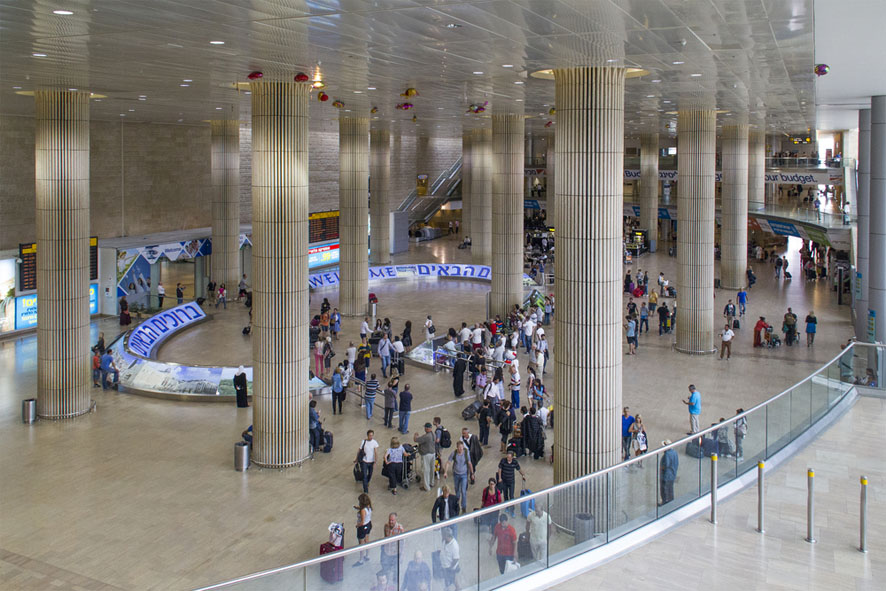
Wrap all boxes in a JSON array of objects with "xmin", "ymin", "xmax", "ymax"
[{"xmin": 365, "ymin": 379, "xmax": 379, "ymax": 398}]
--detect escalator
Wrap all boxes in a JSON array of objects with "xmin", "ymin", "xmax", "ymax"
[{"xmin": 396, "ymin": 158, "xmax": 462, "ymax": 224}]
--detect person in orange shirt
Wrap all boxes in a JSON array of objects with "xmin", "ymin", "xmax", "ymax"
[
  {"xmin": 489, "ymin": 514, "xmax": 517, "ymax": 574},
  {"xmin": 320, "ymin": 310, "xmax": 330, "ymax": 334},
  {"xmin": 92, "ymin": 350, "xmax": 102, "ymax": 387}
]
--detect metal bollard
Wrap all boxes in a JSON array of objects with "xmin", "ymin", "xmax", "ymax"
[
  {"xmin": 710, "ymin": 454, "xmax": 718, "ymax": 524},
  {"xmin": 757, "ymin": 462, "xmax": 765, "ymax": 533},
  {"xmin": 806, "ymin": 468, "xmax": 816, "ymax": 543},
  {"xmin": 859, "ymin": 475, "xmax": 868, "ymax": 553}
]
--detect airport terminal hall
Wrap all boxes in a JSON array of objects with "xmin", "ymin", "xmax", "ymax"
[{"xmin": 3, "ymin": 0, "xmax": 886, "ymax": 589}]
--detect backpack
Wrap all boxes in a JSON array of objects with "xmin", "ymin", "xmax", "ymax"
[
  {"xmin": 429, "ymin": 324, "xmax": 436, "ymax": 334},
  {"xmin": 439, "ymin": 428, "xmax": 452, "ymax": 449}
]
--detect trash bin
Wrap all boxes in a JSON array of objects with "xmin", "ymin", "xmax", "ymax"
[
  {"xmin": 574, "ymin": 512, "xmax": 595, "ymax": 544},
  {"xmin": 370, "ymin": 302, "xmax": 377, "ymax": 318},
  {"xmin": 234, "ymin": 441, "xmax": 250, "ymax": 471},
  {"xmin": 22, "ymin": 398, "xmax": 37, "ymax": 424}
]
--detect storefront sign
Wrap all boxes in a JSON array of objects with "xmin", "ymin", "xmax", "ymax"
[
  {"xmin": 868, "ymin": 309, "xmax": 876, "ymax": 343},
  {"xmin": 13, "ymin": 284, "xmax": 99, "ymax": 331},
  {"xmin": 308, "ymin": 241, "xmax": 340, "ymax": 269},
  {"xmin": 127, "ymin": 301, "xmax": 206, "ymax": 358},
  {"xmin": 624, "ymin": 168, "xmax": 842, "ymax": 185}
]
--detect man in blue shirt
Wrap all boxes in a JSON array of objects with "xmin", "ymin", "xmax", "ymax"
[
  {"xmin": 100, "ymin": 351, "xmax": 119, "ymax": 390},
  {"xmin": 398, "ymin": 384, "xmax": 413, "ymax": 434},
  {"xmin": 659, "ymin": 440, "xmax": 679, "ymax": 505},
  {"xmin": 736, "ymin": 289, "xmax": 748, "ymax": 316},
  {"xmin": 309, "ymin": 400, "xmax": 322, "ymax": 451},
  {"xmin": 683, "ymin": 384, "xmax": 701, "ymax": 434},
  {"xmin": 621, "ymin": 407, "xmax": 635, "ymax": 461}
]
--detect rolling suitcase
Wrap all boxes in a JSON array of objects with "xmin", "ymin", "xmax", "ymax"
[
  {"xmin": 517, "ymin": 532, "xmax": 533, "ymax": 562},
  {"xmin": 323, "ymin": 431, "xmax": 333, "ymax": 453},
  {"xmin": 462, "ymin": 400, "xmax": 482, "ymax": 421},
  {"xmin": 319, "ymin": 542, "xmax": 344, "ymax": 582},
  {"xmin": 732, "ymin": 318, "xmax": 740, "ymax": 330}
]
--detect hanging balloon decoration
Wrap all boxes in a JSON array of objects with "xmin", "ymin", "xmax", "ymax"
[
  {"xmin": 294, "ymin": 72, "xmax": 310, "ymax": 83},
  {"xmin": 332, "ymin": 100, "xmax": 345, "ymax": 108},
  {"xmin": 548, "ymin": 107, "xmax": 556, "ymax": 116},
  {"xmin": 412, "ymin": 114, "xmax": 418, "ymax": 123},
  {"xmin": 247, "ymin": 71, "xmax": 263, "ymax": 80},
  {"xmin": 312, "ymin": 80, "xmax": 326, "ymax": 89},
  {"xmin": 814, "ymin": 64, "xmax": 830, "ymax": 77},
  {"xmin": 317, "ymin": 91, "xmax": 329, "ymax": 102},
  {"xmin": 371, "ymin": 107, "xmax": 379, "ymax": 114},
  {"xmin": 400, "ymin": 87, "xmax": 419, "ymax": 97},
  {"xmin": 396, "ymin": 102, "xmax": 414, "ymax": 110},
  {"xmin": 544, "ymin": 121, "xmax": 554, "ymax": 128},
  {"xmin": 466, "ymin": 101, "xmax": 488, "ymax": 114}
]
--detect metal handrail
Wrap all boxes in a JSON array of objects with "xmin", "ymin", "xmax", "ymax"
[
  {"xmin": 396, "ymin": 157, "xmax": 463, "ymax": 214},
  {"xmin": 195, "ymin": 341, "xmax": 866, "ymax": 590}
]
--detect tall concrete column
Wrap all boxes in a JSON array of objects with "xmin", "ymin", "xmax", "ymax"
[
  {"xmin": 210, "ymin": 119, "xmax": 241, "ymax": 292},
  {"xmin": 460, "ymin": 131, "xmax": 472, "ymax": 238},
  {"xmin": 369, "ymin": 128, "xmax": 390, "ymax": 265},
  {"xmin": 471, "ymin": 128, "xmax": 493, "ymax": 266},
  {"xmin": 721, "ymin": 124, "xmax": 749, "ymax": 289},
  {"xmin": 857, "ymin": 109, "xmax": 871, "ymax": 341},
  {"xmin": 748, "ymin": 130, "xmax": 765, "ymax": 210},
  {"xmin": 251, "ymin": 81, "xmax": 310, "ymax": 467},
  {"xmin": 552, "ymin": 67, "xmax": 625, "ymax": 482},
  {"xmin": 490, "ymin": 113, "xmax": 525, "ymax": 318},
  {"xmin": 676, "ymin": 109, "xmax": 717, "ymax": 354},
  {"xmin": 639, "ymin": 133, "xmax": 660, "ymax": 252},
  {"xmin": 545, "ymin": 133, "xmax": 555, "ymax": 228},
  {"xmin": 339, "ymin": 116, "xmax": 370, "ymax": 316},
  {"xmin": 34, "ymin": 90, "xmax": 92, "ymax": 419},
  {"xmin": 870, "ymin": 96, "xmax": 886, "ymax": 343}
]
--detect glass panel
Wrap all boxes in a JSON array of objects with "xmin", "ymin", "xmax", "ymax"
[
  {"xmin": 399, "ymin": 512, "xmax": 478, "ymax": 591},
  {"xmin": 810, "ymin": 370, "xmax": 829, "ymax": 423},
  {"xmin": 736, "ymin": 407, "xmax": 765, "ymax": 474},
  {"xmin": 659, "ymin": 441, "xmax": 699, "ymax": 516},
  {"xmin": 477, "ymin": 488, "xmax": 545, "ymax": 589},
  {"xmin": 790, "ymin": 381, "xmax": 811, "ymax": 439},
  {"xmin": 608, "ymin": 459, "xmax": 658, "ymax": 540},
  {"xmin": 547, "ymin": 473, "xmax": 608, "ymax": 565},
  {"xmin": 826, "ymin": 359, "xmax": 844, "ymax": 406},
  {"xmin": 766, "ymin": 392, "xmax": 792, "ymax": 455},
  {"xmin": 304, "ymin": 543, "xmax": 370, "ymax": 591},
  {"xmin": 216, "ymin": 569, "xmax": 305, "ymax": 590},
  {"xmin": 837, "ymin": 346, "xmax": 856, "ymax": 384}
]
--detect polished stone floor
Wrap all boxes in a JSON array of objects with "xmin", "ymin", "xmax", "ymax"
[
  {"xmin": 554, "ymin": 393, "xmax": 886, "ymax": 591},
  {"xmin": 0, "ymin": 234, "xmax": 858, "ymax": 590}
]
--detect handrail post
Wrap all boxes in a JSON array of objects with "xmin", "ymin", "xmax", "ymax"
[
  {"xmin": 806, "ymin": 468, "xmax": 816, "ymax": 543},
  {"xmin": 710, "ymin": 454, "xmax": 718, "ymax": 524},
  {"xmin": 757, "ymin": 462, "xmax": 765, "ymax": 533},
  {"xmin": 859, "ymin": 475, "xmax": 868, "ymax": 553}
]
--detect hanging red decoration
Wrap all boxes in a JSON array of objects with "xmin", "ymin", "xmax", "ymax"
[
  {"xmin": 247, "ymin": 71, "xmax": 263, "ymax": 80},
  {"xmin": 317, "ymin": 91, "xmax": 329, "ymax": 102},
  {"xmin": 294, "ymin": 72, "xmax": 310, "ymax": 82},
  {"xmin": 396, "ymin": 102, "xmax": 414, "ymax": 110},
  {"xmin": 332, "ymin": 100, "xmax": 344, "ymax": 108},
  {"xmin": 544, "ymin": 121, "xmax": 553, "ymax": 128},
  {"xmin": 466, "ymin": 101, "xmax": 488, "ymax": 114}
]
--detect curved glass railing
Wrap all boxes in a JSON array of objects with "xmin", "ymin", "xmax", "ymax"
[{"xmin": 195, "ymin": 342, "xmax": 876, "ymax": 591}]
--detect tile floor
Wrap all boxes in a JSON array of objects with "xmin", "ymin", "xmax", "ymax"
[{"xmin": 0, "ymin": 234, "xmax": 860, "ymax": 590}]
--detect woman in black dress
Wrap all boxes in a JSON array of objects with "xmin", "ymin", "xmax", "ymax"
[
  {"xmin": 233, "ymin": 366, "xmax": 249, "ymax": 408},
  {"xmin": 401, "ymin": 321, "xmax": 412, "ymax": 348},
  {"xmin": 452, "ymin": 346, "xmax": 467, "ymax": 397}
]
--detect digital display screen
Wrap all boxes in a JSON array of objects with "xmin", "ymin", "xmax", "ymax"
[
  {"xmin": 19, "ymin": 237, "xmax": 98, "ymax": 290},
  {"xmin": 309, "ymin": 210, "xmax": 339, "ymax": 243}
]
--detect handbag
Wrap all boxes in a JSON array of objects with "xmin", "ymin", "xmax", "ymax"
[
  {"xmin": 353, "ymin": 462, "xmax": 363, "ymax": 482},
  {"xmin": 355, "ymin": 440, "xmax": 366, "ymax": 463}
]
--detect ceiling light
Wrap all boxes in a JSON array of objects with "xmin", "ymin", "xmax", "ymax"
[
  {"xmin": 516, "ymin": 99, "xmax": 523, "ymax": 102},
  {"xmin": 662, "ymin": 100, "xmax": 671, "ymax": 103},
  {"xmin": 502, "ymin": 64, "xmax": 514, "ymax": 68},
  {"xmin": 652, "ymin": 79, "xmax": 661, "ymax": 83},
  {"xmin": 12, "ymin": 86, "xmax": 22, "ymax": 89},
  {"xmin": 437, "ymin": 107, "xmax": 444, "ymax": 110},
  {"xmin": 445, "ymin": 23, "xmax": 461, "ymax": 29},
  {"xmin": 180, "ymin": 84, "xmax": 190, "ymax": 87},
  {"xmin": 177, "ymin": 119, "xmax": 184, "ymax": 122},
  {"xmin": 353, "ymin": 90, "xmax": 363, "ymax": 94},
  {"xmin": 690, "ymin": 73, "xmax": 702, "ymax": 77},
  {"xmin": 53, "ymin": 10, "xmax": 73, "ymax": 15},
  {"xmin": 32, "ymin": 53, "xmax": 47, "ymax": 57},
  {"xmin": 215, "ymin": 107, "xmax": 222, "ymax": 110},
  {"xmin": 183, "ymin": 79, "xmax": 193, "ymax": 82},
  {"xmin": 128, "ymin": 108, "xmax": 135, "ymax": 112},
  {"xmin": 120, "ymin": 114, "xmax": 125, "ymax": 117},
  {"xmin": 473, "ymin": 71, "xmax": 484, "ymax": 75},
  {"xmin": 672, "ymin": 61, "xmax": 684, "ymax": 65},
  {"xmin": 209, "ymin": 40, "xmax": 225, "ymax": 45},
  {"xmin": 367, "ymin": 87, "xmax": 376, "ymax": 90},
  {"xmin": 514, "ymin": 81, "xmax": 524, "ymax": 85},
  {"xmin": 646, "ymin": 95, "xmax": 655, "ymax": 98},
  {"xmin": 606, "ymin": 59, "xmax": 617, "ymax": 63},
  {"xmin": 68, "ymin": 88, "xmax": 77, "ymax": 91}
]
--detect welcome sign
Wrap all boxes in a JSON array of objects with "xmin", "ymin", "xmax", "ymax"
[
  {"xmin": 309, "ymin": 264, "xmax": 495, "ymax": 289},
  {"xmin": 127, "ymin": 302, "xmax": 206, "ymax": 358}
]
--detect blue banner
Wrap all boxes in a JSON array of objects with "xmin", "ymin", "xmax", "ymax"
[
  {"xmin": 127, "ymin": 302, "xmax": 207, "ymax": 358},
  {"xmin": 14, "ymin": 283, "xmax": 98, "ymax": 330},
  {"xmin": 766, "ymin": 220, "xmax": 801, "ymax": 237}
]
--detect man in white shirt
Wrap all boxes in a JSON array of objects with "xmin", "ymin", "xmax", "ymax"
[
  {"xmin": 360, "ymin": 318, "xmax": 370, "ymax": 339},
  {"xmin": 157, "ymin": 282, "xmax": 166, "ymax": 308},
  {"xmin": 719, "ymin": 324, "xmax": 735, "ymax": 360},
  {"xmin": 440, "ymin": 528, "xmax": 460, "ymax": 591},
  {"xmin": 391, "ymin": 337, "xmax": 405, "ymax": 375},
  {"xmin": 346, "ymin": 342, "xmax": 357, "ymax": 365},
  {"xmin": 471, "ymin": 325, "xmax": 485, "ymax": 351},
  {"xmin": 537, "ymin": 404, "xmax": 549, "ymax": 428},
  {"xmin": 443, "ymin": 336, "xmax": 457, "ymax": 367},
  {"xmin": 522, "ymin": 318, "xmax": 535, "ymax": 354},
  {"xmin": 526, "ymin": 505, "xmax": 553, "ymax": 562},
  {"xmin": 355, "ymin": 430, "xmax": 380, "ymax": 494},
  {"xmin": 458, "ymin": 323, "xmax": 472, "ymax": 345}
]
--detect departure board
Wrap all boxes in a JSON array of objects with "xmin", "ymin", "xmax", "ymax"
[
  {"xmin": 309, "ymin": 210, "xmax": 340, "ymax": 243},
  {"xmin": 18, "ymin": 242, "xmax": 37, "ymax": 292},
  {"xmin": 18, "ymin": 237, "xmax": 98, "ymax": 292}
]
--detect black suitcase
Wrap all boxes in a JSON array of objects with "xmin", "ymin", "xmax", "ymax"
[
  {"xmin": 517, "ymin": 532, "xmax": 533, "ymax": 562},
  {"xmin": 323, "ymin": 431, "xmax": 333, "ymax": 453},
  {"xmin": 508, "ymin": 437, "xmax": 525, "ymax": 457},
  {"xmin": 462, "ymin": 401, "xmax": 482, "ymax": 421},
  {"xmin": 685, "ymin": 440, "xmax": 704, "ymax": 458},
  {"xmin": 732, "ymin": 318, "xmax": 740, "ymax": 330}
]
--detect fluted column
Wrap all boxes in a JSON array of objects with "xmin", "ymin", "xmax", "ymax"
[
  {"xmin": 546, "ymin": 133, "xmax": 555, "ymax": 228},
  {"xmin": 251, "ymin": 81, "xmax": 310, "ymax": 467},
  {"xmin": 460, "ymin": 131, "xmax": 472, "ymax": 238},
  {"xmin": 870, "ymin": 96, "xmax": 886, "ymax": 343},
  {"xmin": 369, "ymin": 128, "xmax": 390, "ymax": 265},
  {"xmin": 639, "ymin": 133, "xmax": 659, "ymax": 252},
  {"xmin": 35, "ymin": 90, "xmax": 92, "ymax": 419},
  {"xmin": 857, "ymin": 109, "xmax": 871, "ymax": 341},
  {"xmin": 211, "ymin": 119, "xmax": 241, "ymax": 291},
  {"xmin": 675, "ymin": 109, "xmax": 717, "ymax": 354},
  {"xmin": 552, "ymin": 67, "xmax": 625, "ymax": 483},
  {"xmin": 748, "ymin": 130, "xmax": 765, "ymax": 210},
  {"xmin": 339, "ymin": 117, "xmax": 370, "ymax": 316},
  {"xmin": 471, "ymin": 128, "xmax": 493, "ymax": 266},
  {"xmin": 721, "ymin": 124, "xmax": 749, "ymax": 289},
  {"xmin": 490, "ymin": 113, "xmax": 525, "ymax": 318}
]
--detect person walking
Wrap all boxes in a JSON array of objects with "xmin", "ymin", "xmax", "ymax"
[
  {"xmin": 233, "ymin": 366, "xmax": 248, "ymax": 408},
  {"xmin": 521, "ymin": 406, "xmax": 545, "ymax": 460},
  {"xmin": 175, "ymin": 282, "xmax": 185, "ymax": 305},
  {"xmin": 783, "ymin": 307, "xmax": 798, "ymax": 346},
  {"xmin": 400, "ymin": 551, "xmax": 431, "ymax": 591},
  {"xmin": 358, "ymin": 336, "xmax": 372, "ymax": 370},
  {"xmin": 331, "ymin": 308, "xmax": 341, "ymax": 341},
  {"xmin": 453, "ymin": 350, "xmax": 467, "ymax": 397},
  {"xmin": 383, "ymin": 437, "xmax": 405, "ymax": 495},
  {"xmin": 723, "ymin": 299, "xmax": 737, "ymax": 329},
  {"xmin": 398, "ymin": 384, "xmax": 413, "ymax": 434},
  {"xmin": 736, "ymin": 288, "xmax": 748, "ymax": 316},
  {"xmin": 379, "ymin": 513, "xmax": 405, "ymax": 580},
  {"xmin": 734, "ymin": 409, "xmax": 748, "ymax": 459},
  {"xmin": 625, "ymin": 315, "xmax": 637, "ymax": 355},
  {"xmin": 378, "ymin": 334, "xmax": 392, "ymax": 378},
  {"xmin": 424, "ymin": 315, "xmax": 436, "ymax": 342},
  {"xmin": 352, "ymin": 493, "xmax": 373, "ymax": 566},
  {"xmin": 639, "ymin": 303, "xmax": 649, "ymax": 334},
  {"xmin": 414, "ymin": 423, "xmax": 436, "ymax": 491},
  {"xmin": 659, "ymin": 441, "xmax": 678, "ymax": 505},
  {"xmin": 629, "ymin": 414, "xmax": 648, "ymax": 464},
  {"xmin": 216, "ymin": 283, "xmax": 226, "ymax": 309},
  {"xmin": 526, "ymin": 504, "xmax": 552, "ymax": 562},
  {"xmin": 683, "ymin": 385, "xmax": 701, "ymax": 434},
  {"xmin": 439, "ymin": 527, "xmax": 460, "ymax": 591},
  {"xmin": 431, "ymin": 486, "xmax": 460, "ymax": 524},
  {"xmin": 497, "ymin": 450, "xmax": 526, "ymax": 503},
  {"xmin": 775, "ymin": 256, "xmax": 783, "ymax": 278},
  {"xmin": 314, "ymin": 338, "xmax": 325, "ymax": 377},
  {"xmin": 157, "ymin": 282, "xmax": 166, "ymax": 308},
  {"xmin": 621, "ymin": 407, "xmax": 635, "ymax": 461},
  {"xmin": 657, "ymin": 302, "xmax": 670, "ymax": 335},
  {"xmin": 444, "ymin": 440, "xmax": 474, "ymax": 514},
  {"xmin": 489, "ymin": 514, "xmax": 517, "ymax": 574},
  {"xmin": 782, "ymin": 256, "xmax": 790, "ymax": 279},
  {"xmin": 478, "ymin": 399, "xmax": 493, "ymax": 447},
  {"xmin": 497, "ymin": 400, "xmax": 515, "ymax": 454},
  {"xmin": 805, "ymin": 310, "xmax": 817, "ymax": 346},
  {"xmin": 331, "ymin": 367, "xmax": 345, "ymax": 415},
  {"xmin": 363, "ymin": 373, "xmax": 379, "ymax": 420},
  {"xmin": 719, "ymin": 324, "xmax": 734, "ymax": 360},
  {"xmin": 383, "ymin": 386, "xmax": 397, "ymax": 428},
  {"xmin": 354, "ymin": 430, "xmax": 379, "ymax": 494},
  {"xmin": 508, "ymin": 363, "xmax": 521, "ymax": 408}
]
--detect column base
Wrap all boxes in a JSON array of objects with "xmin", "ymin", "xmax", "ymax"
[
  {"xmin": 674, "ymin": 346, "xmax": 718, "ymax": 355},
  {"xmin": 720, "ymin": 283, "xmax": 747, "ymax": 291},
  {"xmin": 37, "ymin": 400, "xmax": 95, "ymax": 420},
  {"xmin": 251, "ymin": 454, "xmax": 312, "ymax": 469}
]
